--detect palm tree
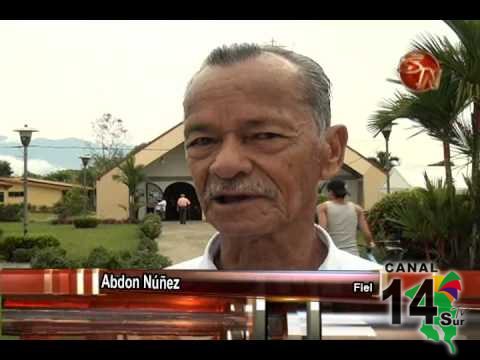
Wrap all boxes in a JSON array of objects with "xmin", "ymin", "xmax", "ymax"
[
  {"xmin": 112, "ymin": 156, "xmax": 146, "ymax": 222},
  {"xmin": 368, "ymin": 151, "xmax": 400, "ymax": 170},
  {"xmin": 412, "ymin": 20, "xmax": 480, "ymax": 267},
  {"xmin": 368, "ymin": 70, "xmax": 470, "ymax": 187}
]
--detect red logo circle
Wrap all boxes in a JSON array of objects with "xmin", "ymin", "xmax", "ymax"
[{"xmin": 398, "ymin": 51, "xmax": 442, "ymax": 93}]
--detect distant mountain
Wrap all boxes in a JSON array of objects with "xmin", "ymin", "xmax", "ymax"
[
  {"xmin": 0, "ymin": 136, "xmax": 94, "ymax": 170},
  {"xmin": 0, "ymin": 136, "xmax": 135, "ymax": 174}
]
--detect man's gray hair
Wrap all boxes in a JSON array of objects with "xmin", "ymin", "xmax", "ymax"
[{"xmin": 185, "ymin": 43, "xmax": 331, "ymax": 132}]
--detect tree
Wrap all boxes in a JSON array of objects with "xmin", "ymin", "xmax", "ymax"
[
  {"xmin": 53, "ymin": 187, "xmax": 86, "ymax": 220},
  {"xmin": 43, "ymin": 169, "xmax": 96, "ymax": 189},
  {"xmin": 412, "ymin": 20, "xmax": 480, "ymax": 267},
  {"xmin": 112, "ymin": 156, "xmax": 146, "ymax": 222},
  {"xmin": 44, "ymin": 169, "xmax": 78, "ymax": 183},
  {"xmin": 89, "ymin": 113, "xmax": 129, "ymax": 176},
  {"xmin": 0, "ymin": 160, "xmax": 13, "ymax": 177},
  {"xmin": 77, "ymin": 167, "xmax": 97, "ymax": 188},
  {"xmin": 26, "ymin": 171, "xmax": 43, "ymax": 179},
  {"xmin": 368, "ymin": 70, "xmax": 470, "ymax": 187},
  {"xmin": 368, "ymin": 151, "xmax": 400, "ymax": 171}
]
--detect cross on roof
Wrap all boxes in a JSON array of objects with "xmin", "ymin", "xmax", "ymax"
[{"xmin": 268, "ymin": 38, "xmax": 286, "ymax": 48}]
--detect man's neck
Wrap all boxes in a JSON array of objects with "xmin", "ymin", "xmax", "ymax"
[
  {"xmin": 215, "ymin": 220, "xmax": 327, "ymax": 270},
  {"xmin": 331, "ymin": 198, "xmax": 346, "ymax": 204}
]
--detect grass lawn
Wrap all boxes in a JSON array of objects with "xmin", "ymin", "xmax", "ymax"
[
  {"xmin": 29, "ymin": 212, "xmax": 57, "ymax": 223},
  {"xmin": 0, "ymin": 221, "xmax": 140, "ymax": 261}
]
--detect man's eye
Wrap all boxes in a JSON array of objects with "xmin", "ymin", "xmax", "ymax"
[
  {"xmin": 252, "ymin": 132, "xmax": 282, "ymax": 140},
  {"xmin": 187, "ymin": 137, "xmax": 215, "ymax": 148}
]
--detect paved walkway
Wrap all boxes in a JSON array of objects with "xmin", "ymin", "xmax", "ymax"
[{"xmin": 157, "ymin": 221, "xmax": 217, "ymax": 265}]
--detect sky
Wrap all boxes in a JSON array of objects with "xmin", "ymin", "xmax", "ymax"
[{"xmin": 0, "ymin": 20, "xmax": 470, "ymax": 182}]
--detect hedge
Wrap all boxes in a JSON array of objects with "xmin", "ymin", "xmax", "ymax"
[
  {"xmin": 139, "ymin": 221, "xmax": 161, "ymax": 240},
  {"xmin": 30, "ymin": 247, "xmax": 80, "ymax": 269},
  {"xmin": 0, "ymin": 235, "xmax": 61, "ymax": 261},
  {"xmin": 142, "ymin": 214, "xmax": 162, "ymax": 225},
  {"xmin": 138, "ymin": 235, "xmax": 159, "ymax": 253},
  {"xmin": 0, "ymin": 204, "xmax": 22, "ymax": 222},
  {"xmin": 51, "ymin": 218, "xmax": 134, "ymax": 225},
  {"xmin": 366, "ymin": 190, "xmax": 420, "ymax": 241},
  {"xmin": 73, "ymin": 217, "xmax": 99, "ymax": 228}
]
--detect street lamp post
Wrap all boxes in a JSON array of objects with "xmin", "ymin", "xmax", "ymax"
[
  {"xmin": 79, "ymin": 155, "xmax": 91, "ymax": 217},
  {"xmin": 381, "ymin": 124, "xmax": 393, "ymax": 194},
  {"xmin": 14, "ymin": 125, "xmax": 38, "ymax": 238}
]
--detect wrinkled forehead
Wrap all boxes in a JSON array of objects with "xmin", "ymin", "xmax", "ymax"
[{"xmin": 183, "ymin": 53, "xmax": 305, "ymax": 117}]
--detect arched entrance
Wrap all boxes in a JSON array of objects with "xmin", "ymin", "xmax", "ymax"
[
  {"xmin": 145, "ymin": 183, "xmax": 164, "ymax": 214},
  {"xmin": 163, "ymin": 182, "xmax": 202, "ymax": 221}
]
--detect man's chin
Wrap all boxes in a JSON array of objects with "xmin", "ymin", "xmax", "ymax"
[{"xmin": 208, "ymin": 217, "xmax": 275, "ymax": 238}]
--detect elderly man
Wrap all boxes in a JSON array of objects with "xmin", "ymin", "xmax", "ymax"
[{"xmin": 170, "ymin": 43, "xmax": 379, "ymax": 270}]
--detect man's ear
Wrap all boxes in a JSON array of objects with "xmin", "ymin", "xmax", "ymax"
[{"xmin": 319, "ymin": 125, "xmax": 348, "ymax": 180}]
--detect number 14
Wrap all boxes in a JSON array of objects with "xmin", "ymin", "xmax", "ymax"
[{"xmin": 382, "ymin": 279, "xmax": 438, "ymax": 325}]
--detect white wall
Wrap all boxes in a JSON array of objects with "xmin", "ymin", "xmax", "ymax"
[{"xmin": 144, "ymin": 143, "xmax": 191, "ymax": 178}]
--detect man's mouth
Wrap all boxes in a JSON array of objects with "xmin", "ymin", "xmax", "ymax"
[{"xmin": 212, "ymin": 194, "xmax": 262, "ymax": 205}]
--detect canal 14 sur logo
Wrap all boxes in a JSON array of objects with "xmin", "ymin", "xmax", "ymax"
[{"xmin": 382, "ymin": 262, "xmax": 464, "ymax": 355}]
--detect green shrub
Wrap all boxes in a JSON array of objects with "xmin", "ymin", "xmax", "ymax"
[
  {"xmin": 73, "ymin": 217, "xmax": 99, "ymax": 228},
  {"xmin": 0, "ymin": 237, "xmax": 17, "ymax": 260},
  {"xmin": 0, "ymin": 235, "xmax": 60, "ymax": 261},
  {"xmin": 53, "ymin": 188, "xmax": 87, "ymax": 220},
  {"xmin": 81, "ymin": 245, "xmax": 171, "ymax": 269},
  {"xmin": 139, "ymin": 220, "xmax": 161, "ymax": 240},
  {"xmin": 35, "ymin": 235, "xmax": 61, "ymax": 248},
  {"xmin": 390, "ymin": 176, "xmax": 474, "ymax": 268},
  {"xmin": 82, "ymin": 246, "xmax": 170, "ymax": 269},
  {"xmin": 39, "ymin": 205, "xmax": 49, "ymax": 213},
  {"xmin": 122, "ymin": 249, "xmax": 171, "ymax": 269},
  {"xmin": 0, "ymin": 204, "xmax": 22, "ymax": 222},
  {"xmin": 142, "ymin": 213, "xmax": 162, "ymax": 225},
  {"xmin": 366, "ymin": 190, "xmax": 420, "ymax": 241},
  {"xmin": 83, "ymin": 246, "xmax": 122, "ymax": 269},
  {"xmin": 51, "ymin": 218, "xmax": 74, "ymax": 225},
  {"xmin": 30, "ymin": 247, "xmax": 78, "ymax": 269},
  {"xmin": 0, "ymin": 227, "xmax": 3, "ymax": 260},
  {"xmin": 11, "ymin": 248, "xmax": 35, "ymax": 262},
  {"xmin": 138, "ymin": 234, "xmax": 159, "ymax": 253},
  {"xmin": 117, "ymin": 250, "xmax": 133, "ymax": 263}
]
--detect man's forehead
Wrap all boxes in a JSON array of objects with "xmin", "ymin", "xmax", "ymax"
[
  {"xmin": 190, "ymin": 54, "xmax": 300, "ymax": 91},
  {"xmin": 184, "ymin": 53, "xmax": 304, "ymax": 112}
]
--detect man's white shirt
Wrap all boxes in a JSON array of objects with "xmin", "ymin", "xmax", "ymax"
[{"xmin": 168, "ymin": 224, "xmax": 382, "ymax": 270}]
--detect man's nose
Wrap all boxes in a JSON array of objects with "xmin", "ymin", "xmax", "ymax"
[{"xmin": 209, "ymin": 136, "xmax": 252, "ymax": 179}]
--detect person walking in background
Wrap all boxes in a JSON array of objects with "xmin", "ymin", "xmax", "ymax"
[
  {"xmin": 317, "ymin": 179, "xmax": 375, "ymax": 256},
  {"xmin": 177, "ymin": 194, "xmax": 191, "ymax": 225},
  {"xmin": 156, "ymin": 198, "xmax": 167, "ymax": 220}
]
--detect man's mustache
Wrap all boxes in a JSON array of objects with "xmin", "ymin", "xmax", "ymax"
[{"xmin": 203, "ymin": 176, "xmax": 278, "ymax": 202}]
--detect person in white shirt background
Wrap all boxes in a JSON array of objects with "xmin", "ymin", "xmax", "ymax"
[
  {"xmin": 170, "ymin": 43, "xmax": 380, "ymax": 271},
  {"xmin": 156, "ymin": 198, "xmax": 167, "ymax": 220}
]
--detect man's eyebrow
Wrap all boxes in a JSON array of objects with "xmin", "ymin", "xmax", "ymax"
[
  {"xmin": 184, "ymin": 117, "xmax": 296, "ymax": 138},
  {"xmin": 241, "ymin": 118, "xmax": 296, "ymax": 131},
  {"xmin": 184, "ymin": 123, "xmax": 214, "ymax": 138}
]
